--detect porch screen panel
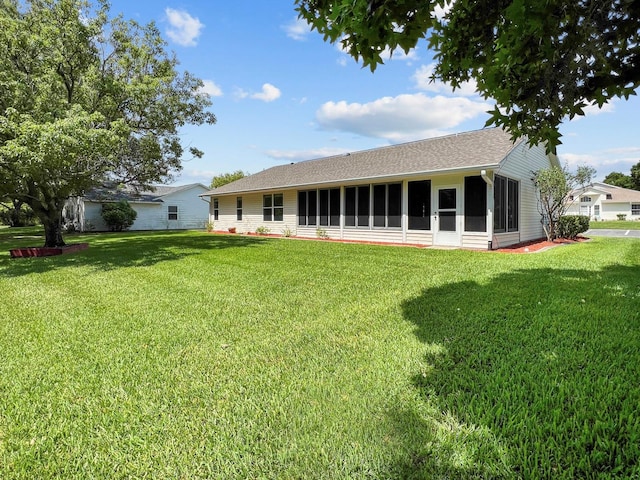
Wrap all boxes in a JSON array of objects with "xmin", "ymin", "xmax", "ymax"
[
  {"xmin": 329, "ymin": 189, "xmax": 340, "ymax": 226},
  {"xmin": 494, "ymin": 175, "xmax": 506, "ymax": 232},
  {"xmin": 298, "ymin": 191, "xmax": 307, "ymax": 226},
  {"xmin": 388, "ymin": 183, "xmax": 401, "ymax": 227},
  {"xmin": 464, "ymin": 176, "xmax": 487, "ymax": 232},
  {"xmin": 319, "ymin": 189, "xmax": 329, "ymax": 226},
  {"xmin": 408, "ymin": 180, "xmax": 431, "ymax": 230},
  {"xmin": 307, "ymin": 191, "xmax": 317, "ymax": 226},
  {"xmin": 345, "ymin": 187, "xmax": 356, "ymax": 226},
  {"xmin": 373, "ymin": 185, "xmax": 386, "ymax": 227},
  {"xmin": 357, "ymin": 185, "xmax": 370, "ymax": 227}
]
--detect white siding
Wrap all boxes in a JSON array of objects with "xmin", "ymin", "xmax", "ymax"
[
  {"xmin": 159, "ymin": 185, "xmax": 210, "ymax": 230},
  {"xmin": 494, "ymin": 142, "xmax": 552, "ymax": 246},
  {"xmin": 71, "ymin": 184, "xmax": 209, "ymax": 231}
]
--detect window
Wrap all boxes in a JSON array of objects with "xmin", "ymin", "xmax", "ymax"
[
  {"xmin": 263, "ymin": 193, "xmax": 284, "ymax": 221},
  {"xmin": 373, "ymin": 183, "xmax": 401, "ymax": 228},
  {"xmin": 581, "ymin": 196, "xmax": 592, "ymax": 202},
  {"xmin": 213, "ymin": 198, "xmax": 219, "ymax": 221},
  {"xmin": 632, "ymin": 204, "xmax": 640, "ymax": 215},
  {"xmin": 408, "ymin": 180, "xmax": 431, "ymax": 230},
  {"xmin": 168, "ymin": 205, "xmax": 178, "ymax": 221},
  {"xmin": 494, "ymin": 175, "xmax": 519, "ymax": 233},
  {"xmin": 606, "ymin": 194, "xmax": 613, "ymax": 200},
  {"xmin": 465, "ymin": 176, "xmax": 486, "ymax": 232},
  {"xmin": 236, "ymin": 197, "xmax": 243, "ymax": 221},
  {"xmin": 345, "ymin": 185, "xmax": 370, "ymax": 227},
  {"xmin": 298, "ymin": 189, "xmax": 340, "ymax": 227},
  {"xmin": 594, "ymin": 205, "xmax": 600, "ymax": 217}
]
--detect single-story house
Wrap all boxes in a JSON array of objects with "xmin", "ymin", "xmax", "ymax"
[
  {"xmin": 201, "ymin": 128, "xmax": 559, "ymax": 249},
  {"xmin": 566, "ymin": 182, "xmax": 640, "ymax": 221},
  {"xmin": 63, "ymin": 183, "xmax": 210, "ymax": 231}
]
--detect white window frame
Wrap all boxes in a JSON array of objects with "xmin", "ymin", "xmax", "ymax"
[{"xmin": 168, "ymin": 205, "xmax": 178, "ymax": 221}]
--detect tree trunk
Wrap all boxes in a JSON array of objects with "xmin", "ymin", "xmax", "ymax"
[{"xmin": 42, "ymin": 216, "xmax": 66, "ymax": 247}]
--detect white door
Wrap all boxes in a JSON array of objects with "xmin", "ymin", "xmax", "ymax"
[{"xmin": 433, "ymin": 186, "xmax": 461, "ymax": 246}]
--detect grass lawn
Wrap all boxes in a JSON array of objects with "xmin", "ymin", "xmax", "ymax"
[
  {"xmin": 1, "ymin": 228, "xmax": 639, "ymax": 479},
  {"xmin": 589, "ymin": 220, "xmax": 640, "ymax": 230}
]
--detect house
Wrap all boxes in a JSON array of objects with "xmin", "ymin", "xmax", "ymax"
[
  {"xmin": 63, "ymin": 183, "xmax": 210, "ymax": 231},
  {"xmin": 566, "ymin": 182, "xmax": 640, "ymax": 221},
  {"xmin": 201, "ymin": 128, "xmax": 559, "ymax": 249}
]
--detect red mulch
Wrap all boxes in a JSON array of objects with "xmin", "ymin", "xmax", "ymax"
[{"xmin": 493, "ymin": 236, "xmax": 589, "ymax": 253}]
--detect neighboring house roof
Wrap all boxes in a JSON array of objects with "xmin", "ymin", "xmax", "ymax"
[
  {"xmin": 203, "ymin": 128, "xmax": 543, "ymax": 196},
  {"xmin": 85, "ymin": 183, "xmax": 208, "ymax": 204},
  {"xmin": 573, "ymin": 182, "xmax": 640, "ymax": 203}
]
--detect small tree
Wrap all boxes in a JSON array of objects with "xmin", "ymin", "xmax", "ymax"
[
  {"xmin": 533, "ymin": 165, "xmax": 595, "ymax": 241},
  {"xmin": 101, "ymin": 201, "xmax": 137, "ymax": 232}
]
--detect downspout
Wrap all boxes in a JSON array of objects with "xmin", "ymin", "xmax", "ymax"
[{"xmin": 481, "ymin": 170, "xmax": 494, "ymax": 250}]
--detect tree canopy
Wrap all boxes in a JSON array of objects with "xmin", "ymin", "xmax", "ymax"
[
  {"xmin": 0, "ymin": 0, "xmax": 216, "ymax": 246},
  {"xmin": 603, "ymin": 161, "xmax": 640, "ymax": 190},
  {"xmin": 210, "ymin": 170, "xmax": 247, "ymax": 189},
  {"xmin": 295, "ymin": 0, "xmax": 640, "ymax": 151}
]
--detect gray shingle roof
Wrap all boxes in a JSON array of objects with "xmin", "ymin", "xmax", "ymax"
[
  {"xmin": 203, "ymin": 128, "xmax": 522, "ymax": 196},
  {"xmin": 577, "ymin": 182, "xmax": 640, "ymax": 203},
  {"xmin": 86, "ymin": 182, "xmax": 206, "ymax": 203}
]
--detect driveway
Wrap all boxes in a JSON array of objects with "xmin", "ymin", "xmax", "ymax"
[{"xmin": 586, "ymin": 229, "xmax": 640, "ymax": 238}]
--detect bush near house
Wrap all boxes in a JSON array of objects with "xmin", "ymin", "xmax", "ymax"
[
  {"xmin": 101, "ymin": 200, "xmax": 137, "ymax": 231},
  {"xmin": 558, "ymin": 215, "xmax": 589, "ymax": 239}
]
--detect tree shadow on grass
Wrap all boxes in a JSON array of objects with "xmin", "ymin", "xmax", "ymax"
[
  {"xmin": 395, "ymin": 264, "xmax": 640, "ymax": 479},
  {"xmin": 0, "ymin": 231, "xmax": 267, "ymax": 277}
]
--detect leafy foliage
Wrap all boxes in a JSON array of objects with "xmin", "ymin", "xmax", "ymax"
[
  {"xmin": 295, "ymin": 0, "xmax": 640, "ymax": 151},
  {"xmin": 603, "ymin": 171, "xmax": 635, "ymax": 189},
  {"xmin": 557, "ymin": 215, "xmax": 590, "ymax": 239},
  {"xmin": 0, "ymin": 199, "xmax": 37, "ymax": 227},
  {"xmin": 533, "ymin": 164, "xmax": 595, "ymax": 240},
  {"xmin": 210, "ymin": 170, "xmax": 247, "ymax": 189},
  {"xmin": 0, "ymin": 0, "xmax": 216, "ymax": 246},
  {"xmin": 100, "ymin": 200, "xmax": 137, "ymax": 231},
  {"xmin": 603, "ymin": 161, "xmax": 640, "ymax": 190}
]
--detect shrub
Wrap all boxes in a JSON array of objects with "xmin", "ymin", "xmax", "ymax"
[
  {"xmin": 617, "ymin": 214, "xmax": 627, "ymax": 221},
  {"xmin": 558, "ymin": 215, "xmax": 589, "ymax": 239},
  {"xmin": 101, "ymin": 200, "xmax": 137, "ymax": 231},
  {"xmin": 255, "ymin": 226, "xmax": 270, "ymax": 235}
]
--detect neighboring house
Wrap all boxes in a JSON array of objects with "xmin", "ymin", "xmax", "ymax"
[
  {"xmin": 201, "ymin": 128, "xmax": 559, "ymax": 249},
  {"xmin": 64, "ymin": 183, "xmax": 210, "ymax": 231},
  {"xmin": 566, "ymin": 182, "xmax": 640, "ymax": 221}
]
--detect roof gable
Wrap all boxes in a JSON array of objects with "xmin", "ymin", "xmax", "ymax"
[
  {"xmin": 85, "ymin": 183, "xmax": 208, "ymax": 203},
  {"xmin": 204, "ymin": 128, "xmax": 530, "ymax": 196}
]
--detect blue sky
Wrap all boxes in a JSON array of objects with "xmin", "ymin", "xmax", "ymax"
[{"xmin": 109, "ymin": 0, "xmax": 640, "ymax": 186}]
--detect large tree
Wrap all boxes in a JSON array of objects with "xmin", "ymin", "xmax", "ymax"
[
  {"xmin": 296, "ymin": 0, "xmax": 640, "ymax": 151},
  {"xmin": 0, "ymin": 0, "xmax": 216, "ymax": 246},
  {"xmin": 210, "ymin": 170, "xmax": 247, "ymax": 189}
]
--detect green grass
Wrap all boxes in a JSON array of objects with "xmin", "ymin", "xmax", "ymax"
[
  {"xmin": 1, "ymin": 229, "xmax": 639, "ymax": 479},
  {"xmin": 589, "ymin": 220, "xmax": 640, "ymax": 229}
]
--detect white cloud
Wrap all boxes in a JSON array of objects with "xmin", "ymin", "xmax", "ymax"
[
  {"xmin": 570, "ymin": 99, "xmax": 616, "ymax": 120},
  {"xmin": 315, "ymin": 93, "xmax": 491, "ymax": 142},
  {"xmin": 265, "ymin": 147, "xmax": 352, "ymax": 163},
  {"xmin": 559, "ymin": 147, "xmax": 640, "ymax": 181},
  {"xmin": 283, "ymin": 17, "xmax": 311, "ymax": 41},
  {"xmin": 412, "ymin": 63, "xmax": 479, "ymax": 97},
  {"xmin": 198, "ymin": 80, "xmax": 223, "ymax": 98},
  {"xmin": 251, "ymin": 83, "xmax": 281, "ymax": 102},
  {"xmin": 165, "ymin": 8, "xmax": 203, "ymax": 47}
]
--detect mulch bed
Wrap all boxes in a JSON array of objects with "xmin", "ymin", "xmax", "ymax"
[
  {"xmin": 493, "ymin": 236, "xmax": 589, "ymax": 253},
  {"xmin": 9, "ymin": 243, "xmax": 89, "ymax": 258}
]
